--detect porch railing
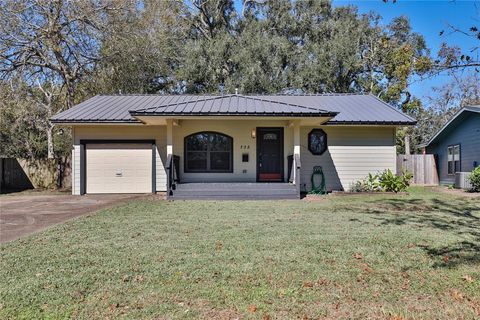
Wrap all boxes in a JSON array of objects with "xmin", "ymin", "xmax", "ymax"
[
  {"xmin": 289, "ymin": 154, "xmax": 301, "ymax": 196},
  {"xmin": 166, "ymin": 154, "xmax": 179, "ymax": 197}
]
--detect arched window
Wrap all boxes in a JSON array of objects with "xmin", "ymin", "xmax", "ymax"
[
  {"xmin": 184, "ymin": 132, "xmax": 233, "ymax": 172},
  {"xmin": 308, "ymin": 129, "xmax": 327, "ymax": 155}
]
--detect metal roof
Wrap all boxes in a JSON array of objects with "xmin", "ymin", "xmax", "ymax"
[
  {"xmin": 263, "ymin": 94, "xmax": 416, "ymax": 124},
  {"xmin": 50, "ymin": 93, "xmax": 416, "ymax": 125},
  {"xmin": 130, "ymin": 95, "xmax": 338, "ymax": 117},
  {"xmin": 424, "ymin": 105, "xmax": 480, "ymax": 147}
]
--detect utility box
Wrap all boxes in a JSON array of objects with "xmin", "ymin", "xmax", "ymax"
[{"xmin": 455, "ymin": 172, "xmax": 472, "ymax": 189}]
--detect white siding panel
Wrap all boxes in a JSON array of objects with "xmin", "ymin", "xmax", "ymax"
[
  {"xmin": 72, "ymin": 145, "xmax": 81, "ymax": 195},
  {"xmin": 300, "ymin": 126, "xmax": 396, "ymax": 192},
  {"xmin": 156, "ymin": 145, "xmax": 167, "ymax": 191}
]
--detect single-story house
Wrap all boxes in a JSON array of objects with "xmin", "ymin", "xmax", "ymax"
[
  {"xmin": 423, "ymin": 105, "xmax": 480, "ymax": 185},
  {"xmin": 51, "ymin": 94, "xmax": 415, "ymax": 199}
]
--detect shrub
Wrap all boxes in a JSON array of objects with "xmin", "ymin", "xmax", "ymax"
[
  {"xmin": 468, "ymin": 166, "xmax": 480, "ymax": 192},
  {"xmin": 351, "ymin": 170, "xmax": 412, "ymax": 193},
  {"xmin": 351, "ymin": 173, "xmax": 382, "ymax": 192},
  {"xmin": 379, "ymin": 169, "xmax": 412, "ymax": 193}
]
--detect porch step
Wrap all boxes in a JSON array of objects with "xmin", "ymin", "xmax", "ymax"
[{"xmin": 171, "ymin": 182, "xmax": 299, "ymax": 200}]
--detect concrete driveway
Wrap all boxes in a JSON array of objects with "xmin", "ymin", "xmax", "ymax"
[{"xmin": 0, "ymin": 194, "xmax": 140, "ymax": 243}]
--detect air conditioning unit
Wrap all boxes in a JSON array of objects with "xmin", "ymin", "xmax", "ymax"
[{"xmin": 455, "ymin": 172, "xmax": 472, "ymax": 190}]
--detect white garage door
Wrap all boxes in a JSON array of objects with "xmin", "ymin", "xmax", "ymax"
[{"xmin": 86, "ymin": 143, "xmax": 152, "ymax": 194}]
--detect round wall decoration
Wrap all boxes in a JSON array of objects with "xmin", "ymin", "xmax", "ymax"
[{"xmin": 308, "ymin": 129, "xmax": 327, "ymax": 155}]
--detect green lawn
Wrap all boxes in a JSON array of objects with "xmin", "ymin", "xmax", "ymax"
[{"xmin": 1, "ymin": 187, "xmax": 479, "ymax": 319}]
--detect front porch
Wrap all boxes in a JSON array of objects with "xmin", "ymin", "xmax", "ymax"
[
  {"xmin": 163, "ymin": 119, "xmax": 305, "ymax": 200},
  {"xmin": 170, "ymin": 182, "xmax": 299, "ymax": 200}
]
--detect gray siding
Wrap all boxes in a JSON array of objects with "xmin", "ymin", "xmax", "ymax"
[{"xmin": 426, "ymin": 112, "xmax": 480, "ymax": 184}]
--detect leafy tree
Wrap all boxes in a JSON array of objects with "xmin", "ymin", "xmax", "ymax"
[
  {"xmin": 0, "ymin": 0, "xmax": 437, "ymax": 161},
  {"xmin": 0, "ymin": 0, "xmax": 125, "ymax": 108},
  {"xmin": 406, "ymin": 71, "xmax": 480, "ymax": 153},
  {"xmin": 85, "ymin": 0, "xmax": 189, "ymax": 95},
  {"xmin": 0, "ymin": 0, "xmax": 131, "ymax": 159},
  {"xmin": 0, "ymin": 78, "xmax": 70, "ymax": 159},
  {"xmin": 178, "ymin": 1, "xmax": 431, "ymax": 101},
  {"xmin": 435, "ymin": 24, "xmax": 480, "ymax": 71}
]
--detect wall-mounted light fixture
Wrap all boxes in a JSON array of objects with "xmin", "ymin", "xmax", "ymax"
[{"xmin": 251, "ymin": 128, "xmax": 256, "ymax": 139}]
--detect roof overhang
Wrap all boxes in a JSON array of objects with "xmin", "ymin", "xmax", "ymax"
[
  {"xmin": 324, "ymin": 120, "xmax": 416, "ymax": 126},
  {"xmin": 50, "ymin": 119, "xmax": 141, "ymax": 125},
  {"xmin": 130, "ymin": 114, "xmax": 335, "ymax": 126}
]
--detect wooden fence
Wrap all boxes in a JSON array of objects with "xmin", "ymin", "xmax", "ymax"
[
  {"xmin": 396, "ymin": 154, "xmax": 439, "ymax": 185},
  {"xmin": 0, "ymin": 157, "xmax": 71, "ymax": 193}
]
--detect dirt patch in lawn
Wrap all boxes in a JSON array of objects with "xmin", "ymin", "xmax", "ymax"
[{"xmin": 432, "ymin": 186, "xmax": 480, "ymax": 198}]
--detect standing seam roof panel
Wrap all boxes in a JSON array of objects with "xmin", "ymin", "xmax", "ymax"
[
  {"xmin": 102, "ymin": 96, "xmax": 130, "ymax": 120},
  {"xmin": 211, "ymin": 97, "xmax": 221, "ymax": 113},
  {"xmin": 90, "ymin": 96, "xmax": 132, "ymax": 121},
  {"xmin": 76, "ymin": 96, "xmax": 110, "ymax": 120},
  {"xmin": 106, "ymin": 96, "xmax": 145, "ymax": 121}
]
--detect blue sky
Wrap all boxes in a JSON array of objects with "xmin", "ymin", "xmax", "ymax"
[{"xmin": 333, "ymin": 0, "xmax": 479, "ymax": 100}]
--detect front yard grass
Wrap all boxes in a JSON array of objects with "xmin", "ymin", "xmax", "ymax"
[{"xmin": 1, "ymin": 187, "xmax": 479, "ymax": 319}]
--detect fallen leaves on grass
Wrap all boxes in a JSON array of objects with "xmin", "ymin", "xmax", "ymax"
[
  {"xmin": 462, "ymin": 275, "xmax": 474, "ymax": 283},
  {"xmin": 302, "ymin": 278, "xmax": 331, "ymax": 288},
  {"xmin": 359, "ymin": 262, "xmax": 373, "ymax": 273},
  {"xmin": 248, "ymin": 305, "xmax": 257, "ymax": 313},
  {"xmin": 450, "ymin": 289, "xmax": 464, "ymax": 302},
  {"xmin": 353, "ymin": 253, "xmax": 363, "ymax": 260}
]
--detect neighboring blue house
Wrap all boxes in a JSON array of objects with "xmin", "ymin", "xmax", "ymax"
[{"xmin": 424, "ymin": 106, "xmax": 480, "ymax": 185}]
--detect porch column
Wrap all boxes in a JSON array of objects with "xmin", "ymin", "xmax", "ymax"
[
  {"xmin": 166, "ymin": 119, "xmax": 173, "ymax": 157},
  {"xmin": 166, "ymin": 119, "xmax": 174, "ymax": 196},
  {"xmin": 293, "ymin": 122, "xmax": 300, "ymax": 157},
  {"xmin": 293, "ymin": 122, "xmax": 301, "ymax": 196}
]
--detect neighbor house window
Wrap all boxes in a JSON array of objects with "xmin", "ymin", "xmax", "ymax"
[
  {"xmin": 308, "ymin": 129, "xmax": 327, "ymax": 155},
  {"xmin": 447, "ymin": 144, "xmax": 461, "ymax": 175},
  {"xmin": 185, "ymin": 132, "xmax": 233, "ymax": 172}
]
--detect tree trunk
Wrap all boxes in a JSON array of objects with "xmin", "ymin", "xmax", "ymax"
[
  {"xmin": 65, "ymin": 79, "xmax": 75, "ymax": 109},
  {"xmin": 47, "ymin": 124, "xmax": 54, "ymax": 159},
  {"xmin": 404, "ymin": 134, "xmax": 410, "ymax": 155}
]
